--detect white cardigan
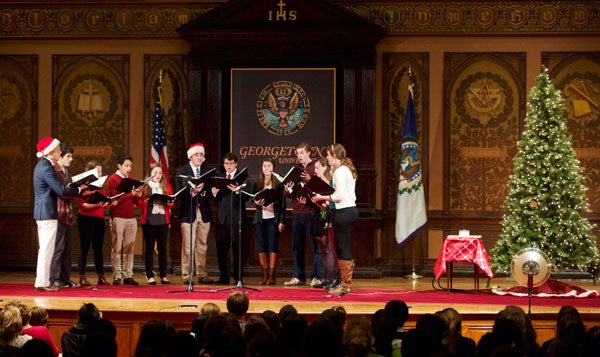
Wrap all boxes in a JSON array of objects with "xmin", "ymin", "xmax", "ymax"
[{"xmin": 330, "ymin": 164, "xmax": 356, "ymax": 209}]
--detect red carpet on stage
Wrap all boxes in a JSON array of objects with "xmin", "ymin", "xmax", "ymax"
[
  {"xmin": 492, "ymin": 279, "xmax": 599, "ymax": 298},
  {"xmin": 1, "ymin": 283, "xmax": 598, "ymax": 308}
]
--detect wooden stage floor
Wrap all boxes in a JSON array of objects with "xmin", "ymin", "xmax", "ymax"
[
  {"xmin": 1, "ymin": 271, "xmax": 599, "ymax": 357},
  {"xmin": 1, "ymin": 270, "xmax": 598, "ymax": 316}
]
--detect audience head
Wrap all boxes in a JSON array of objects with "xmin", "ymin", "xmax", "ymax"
[
  {"xmin": 372, "ymin": 315, "xmax": 397, "ymax": 356},
  {"xmin": 4, "ymin": 300, "xmax": 30, "ymax": 327},
  {"xmin": 166, "ymin": 331, "xmax": 198, "ymax": 357},
  {"xmin": 28, "ymin": 306, "xmax": 49, "ymax": 326},
  {"xmin": 384, "ymin": 300, "xmax": 409, "ymax": 330},
  {"xmin": 0, "ymin": 305, "xmax": 23, "ymax": 344},
  {"xmin": 278, "ymin": 304, "xmax": 298, "ymax": 323},
  {"xmin": 88, "ymin": 318, "xmax": 117, "ymax": 339},
  {"xmin": 496, "ymin": 305, "xmax": 537, "ymax": 352},
  {"xmin": 584, "ymin": 326, "xmax": 600, "ymax": 356},
  {"xmin": 77, "ymin": 303, "xmax": 101, "ymax": 327},
  {"xmin": 416, "ymin": 313, "xmax": 447, "ymax": 344},
  {"xmin": 243, "ymin": 315, "xmax": 268, "ymax": 343},
  {"xmin": 248, "ymin": 329, "xmax": 276, "ymax": 357},
  {"xmin": 81, "ymin": 332, "xmax": 117, "ymax": 357},
  {"xmin": 200, "ymin": 302, "xmax": 221, "ymax": 317},
  {"xmin": 134, "ymin": 319, "xmax": 174, "ymax": 357},
  {"xmin": 226, "ymin": 292, "xmax": 249, "ymax": 318},
  {"xmin": 401, "ymin": 328, "xmax": 442, "ymax": 357},
  {"xmin": 260, "ymin": 310, "xmax": 280, "ymax": 333},
  {"xmin": 343, "ymin": 315, "xmax": 372, "ymax": 357},
  {"xmin": 303, "ymin": 316, "xmax": 342, "ymax": 357}
]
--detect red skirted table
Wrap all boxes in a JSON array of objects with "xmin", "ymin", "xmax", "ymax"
[{"xmin": 433, "ymin": 235, "xmax": 494, "ymax": 290}]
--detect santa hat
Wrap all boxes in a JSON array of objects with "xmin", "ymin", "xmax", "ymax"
[
  {"xmin": 36, "ymin": 136, "xmax": 60, "ymax": 158},
  {"xmin": 187, "ymin": 143, "xmax": 205, "ymax": 158}
]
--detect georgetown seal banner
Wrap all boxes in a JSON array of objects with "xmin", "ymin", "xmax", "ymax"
[{"xmin": 231, "ymin": 68, "xmax": 335, "ymax": 180}]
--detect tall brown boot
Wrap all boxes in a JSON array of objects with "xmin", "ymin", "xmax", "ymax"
[
  {"xmin": 258, "ymin": 253, "xmax": 269, "ymax": 285},
  {"xmin": 329, "ymin": 260, "xmax": 354, "ymax": 296},
  {"xmin": 267, "ymin": 253, "xmax": 278, "ymax": 285}
]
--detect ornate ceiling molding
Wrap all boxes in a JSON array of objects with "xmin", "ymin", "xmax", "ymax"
[{"xmin": 1, "ymin": 1, "xmax": 598, "ymax": 38}]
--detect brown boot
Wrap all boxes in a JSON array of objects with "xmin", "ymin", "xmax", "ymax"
[
  {"xmin": 258, "ymin": 253, "xmax": 269, "ymax": 285},
  {"xmin": 329, "ymin": 260, "xmax": 354, "ymax": 296},
  {"xmin": 267, "ymin": 253, "xmax": 278, "ymax": 285},
  {"xmin": 97, "ymin": 275, "xmax": 109, "ymax": 285},
  {"xmin": 79, "ymin": 275, "xmax": 91, "ymax": 286}
]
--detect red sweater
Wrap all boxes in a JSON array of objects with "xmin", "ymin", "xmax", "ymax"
[
  {"xmin": 77, "ymin": 190, "xmax": 106, "ymax": 218},
  {"xmin": 21, "ymin": 326, "xmax": 59, "ymax": 357},
  {"xmin": 107, "ymin": 173, "xmax": 140, "ymax": 219}
]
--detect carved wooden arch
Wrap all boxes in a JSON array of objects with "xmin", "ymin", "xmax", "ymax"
[{"xmin": 177, "ymin": 0, "xmax": 386, "ymax": 211}]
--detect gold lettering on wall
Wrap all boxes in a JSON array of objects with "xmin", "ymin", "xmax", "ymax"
[
  {"xmin": 73, "ymin": 146, "xmax": 113, "ymax": 157},
  {"xmin": 459, "ymin": 147, "xmax": 508, "ymax": 159},
  {"xmin": 268, "ymin": 0, "xmax": 297, "ymax": 21}
]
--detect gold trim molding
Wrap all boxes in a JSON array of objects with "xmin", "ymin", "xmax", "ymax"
[{"xmin": 0, "ymin": 2, "xmax": 599, "ymax": 38}]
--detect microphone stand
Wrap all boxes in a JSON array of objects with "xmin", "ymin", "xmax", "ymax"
[
  {"xmin": 169, "ymin": 177, "xmax": 213, "ymax": 294},
  {"xmin": 211, "ymin": 185, "xmax": 260, "ymax": 294}
]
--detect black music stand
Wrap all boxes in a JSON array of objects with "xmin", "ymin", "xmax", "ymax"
[
  {"xmin": 209, "ymin": 185, "xmax": 260, "ymax": 294},
  {"xmin": 168, "ymin": 178, "xmax": 214, "ymax": 294}
]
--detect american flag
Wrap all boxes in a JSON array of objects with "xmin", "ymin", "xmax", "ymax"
[{"xmin": 150, "ymin": 99, "xmax": 169, "ymax": 179}]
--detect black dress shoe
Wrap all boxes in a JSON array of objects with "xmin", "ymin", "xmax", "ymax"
[
  {"xmin": 124, "ymin": 278, "xmax": 139, "ymax": 286},
  {"xmin": 63, "ymin": 280, "xmax": 79, "ymax": 288},
  {"xmin": 112, "ymin": 278, "xmax": 122, "ymax": 285},
  {"xmin": 35, "ymin": 286, "xmax": 60, "ymax": 292}
]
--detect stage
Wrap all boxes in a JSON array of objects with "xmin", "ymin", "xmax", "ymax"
[{"xmin": 1, "ymin": 271, "xmax": 599, "ymax": 357}]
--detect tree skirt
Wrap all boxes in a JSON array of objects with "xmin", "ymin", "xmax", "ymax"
[{"xmin": 492, "ymin": 279, "xmax": 599, "ymax": 298}]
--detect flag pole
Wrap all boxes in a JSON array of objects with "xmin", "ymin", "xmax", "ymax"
[{"xmin": 403, "ymin": 66, "xmax": 423, "ymax": 280}]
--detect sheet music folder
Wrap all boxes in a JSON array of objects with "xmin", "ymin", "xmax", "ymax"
[
  {"xmin": 83, "ymin": 191, "xmax": 125, "ymax": 204},
  {"xmin": 70, "ymin": 168, "xmax": 99, "ymax": 187},
  {"xmin": 115, "ymin": 176, "xmax": 153, "ymax": 193},
  {"xmin": 183, "ymin": 168, "xmax": 215, "ymax": 187},
  {"xmin": 281, "ymin": 166, "xmax": 305, "ymax": 185},
  {"xmin": 290, "ymin": 177, "xmax": 334, "ymax": 199},
  {"xmin": 211, "ymin": 167, "xmax": 248, "ymax": 191},
  {"xmin": 147, "ymin": 187, "xmax": 187, "ymax": 206},
  {"xmin": 246, "ymin": 188, "xmax": 279, "ymax": 206}
]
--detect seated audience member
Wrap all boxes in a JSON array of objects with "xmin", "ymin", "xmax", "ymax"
[
  {"xmin": 200, "ymin": 302, "xmax": 221, "ymax": 318},
  {"xmin": 303, "ymin": 316, "xmax": 343, "ymax": 357},
  {"xmin": 217, "ymin": 324, "xmax": 246, "ymax": 357},
  {"xmin": 541, "ymin": 305, "xmax": 585, "ymax": 357},
  {"xmin": 401, "ymin": 328, "xmax": 442, "ymax": 357},
  {"xmin": 80, "ymin": 332, "xmax": 117, "ymax": 357},
  {"xmin": 167, "ymin": 331, "xmax": 199, "ymax": 357},
  {"xmin": 202, "ymin": 315, "xmax": 230, "ymax": 357},
  {"xmin": 436, "ymin": 308, "xmax": 476, "ymax": 357},
  {"xmin": 278, "ymin": 304, "xmax": 298, "ymax": 324},
  {"xmin": 342, "ymin": 315, "xmax": 372, "ymax": 357},
  {"xmin": 16, "ymin": 339, "xmax": 53, "ymax": 357},
  {"xmin": 248, "ymin": 329, "xmax": 277, "ymax": 357},
  {"xmin": 321, "ymin": 308, "xmax": 345, "ymax": 347},
  {"xmin": 134, "ymin": 319, "xmax": 175, "ymax": 357},
  {"xmin": 26, "ymin": 307, "xmax": 48, "ymax": 327},
  {"xmin": 3, "ymin": 300, "xmax": 59, "ymax": 357},
  {"xmin": 477, "ymin": 318, "xmax": 525, "ymax": 357},
  {"xmin": 497, "ymin": 305, "xmax": 541, "ymax": 357},
  {"xmin": 372, "ymin": 314, "xmax": 400, "ymax": 357},
  {"xmin": 0, "ymin": 306, "xmax": 32, "ymax": 351},
  {"xmin": 276, "ymin": 314, "xmax": 308, "ymax": 357},
  {"xmin": 384, "ymin": 300, "xmax": 409, "ymax": 340},
  {"xmin": 584, "ymin": 326, "xmax": 600, "ymax": 356},
  {"xmin": 190, "ymin": 314, "xmax": 209, "ymax": 353},
  {"xmin": 226, "ymin": 292, "xmax": 249, "ymax": 331},
  {"xmin": 260, "ymin": 310, "xmax": 280, "ymax": 334},
  {"xmin": 61, "ymin": 303, "xmax": 101, "ymax": 357},
  {"xmin": 243, "ymin": 315, "xmax": 269, "ymax": 344}
]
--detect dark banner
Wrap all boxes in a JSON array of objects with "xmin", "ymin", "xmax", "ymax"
[{"xmin": 231, "ymin": 68, "xmax": 336, "ymax": 181}]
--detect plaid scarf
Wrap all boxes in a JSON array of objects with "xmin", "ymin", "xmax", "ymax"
[{"xmin": 54, "ymin": 163, "xmax": 75, "ymax": 226}]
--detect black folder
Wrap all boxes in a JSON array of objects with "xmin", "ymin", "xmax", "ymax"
[
  {"xmin": 281, "ymin": 166, "xmax": 305, "ymax": 185},
  {"xmin": 179, "ymin": 168, "xmax": 216, "ymax": 188},
  {"xmin": 83, "ymin": 191, "xmax": 125, "ymax": 204},
  {"xmin": 115, "ymin": 176, "xmax": 152, "ymax": 193},
  {"xmin": 211, "ymin": 167, "xmax": 248, "ymax": 191},
  {"xmin": 247, "ymin": 187, "xmax": 279, "ymax": 206},
  {"xmin": 146, "ymin": 187, "xmax": 187, "ymax": 206},
  {"xmin": 70, "ymin": 168, "xmax": 99, "ymax": 187}
]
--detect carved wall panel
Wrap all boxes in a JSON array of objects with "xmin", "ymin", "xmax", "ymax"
[
  {"xmin": 52, "ymin": 55, "xmax": 130, "ymax": 172},
  {"xmin": 444, "ymin": 53, "xmax": 526, "ymax": 214},
  {"xmin": 381, "ymin": 53, "xmax": 429, "ymax": 211},
  {"xmin": 143, "ymin": 55, "xmax": 189, "ymax": 179},
  {"xmin": 0, "ymin": 55, "xmax": 37, "ymax": 210},
  {"xmin": 544, "ymin": 52, "xmax": 600, "ymax": 213}
]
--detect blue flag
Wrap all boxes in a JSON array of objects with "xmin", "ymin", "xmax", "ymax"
[{"xmin": 395, "ymin": 87, "xmax": 427, "ymax": 245}]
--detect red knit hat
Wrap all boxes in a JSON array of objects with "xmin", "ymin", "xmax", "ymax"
[
  {"xmin": 36, "ymin": 136, "xmax": 60, "ymax": 158},
  {"xmin": 187, "ymin": 143, "xmax": 205, "ymax": 158}
]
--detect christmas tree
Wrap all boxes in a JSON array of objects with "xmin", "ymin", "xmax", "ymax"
[{"xmin": 491, "ymin": 67, "xmax": 600, "ymax": 280}]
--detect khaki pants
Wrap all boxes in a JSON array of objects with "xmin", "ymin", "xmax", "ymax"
[
  {"xmin": 110, "ymin": 217, "xmax": 137, "ymax": 279},
  {"xmin": 181, "ymin": 208, "xmax": 210, "ymax": 280}
]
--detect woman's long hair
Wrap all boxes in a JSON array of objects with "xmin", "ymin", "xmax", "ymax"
[
  {"xmin": 146, "ymin": 163, "xmax": 168, "ymax": 193},
  {"xmin": 327, "ymin": 143, "xmax": 357, "ymax": 179},
  {"xmin": 256, "ymin": 158, "xmax": 280, "ymax": 191}
]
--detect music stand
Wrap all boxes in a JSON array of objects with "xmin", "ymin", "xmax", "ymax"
[
  {"xmin": 209, "ymin": 186, "xmax": 261, "ymax": 294},
  {"xmin": 168, "ymin": 177, "xmax": 214, "ymax": 294}
]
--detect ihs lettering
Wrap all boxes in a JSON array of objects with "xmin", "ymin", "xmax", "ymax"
[{"xmin": 268, "ymin": 0, "xmax": 297, "ymax": 21}]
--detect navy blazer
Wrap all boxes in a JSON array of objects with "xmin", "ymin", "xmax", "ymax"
[
  {"xmin": 175, "ymin": 163, "xmax": 212, "ymax": 223},
  {"xmin": 211, "ymin": 171, "xmax": 247, "ymax": 226},
  {"xmin": 33, "ymin": 157, "xmax": 79, "ymax": 220}
]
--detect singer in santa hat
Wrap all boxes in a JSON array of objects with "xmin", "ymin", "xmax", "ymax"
[{"xmin": 32, "ymin": 136, "xmax": 82, "ymax": 292}]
